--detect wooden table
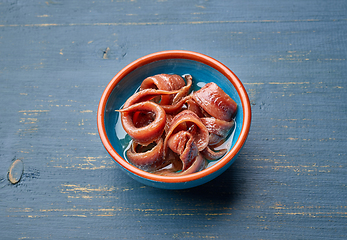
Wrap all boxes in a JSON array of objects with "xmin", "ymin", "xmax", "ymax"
[{"xmin": 1, "ymin": 1, "xmax": 346, "ymax": 239}]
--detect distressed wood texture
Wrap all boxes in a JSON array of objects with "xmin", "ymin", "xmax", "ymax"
[{"xmin": 0, "ymin": 0, "xmax": 346, "ymax": 239}]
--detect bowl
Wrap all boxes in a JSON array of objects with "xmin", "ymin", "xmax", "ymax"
[{"xmin": 97, "ymin": 50, "xmax": 251, "ymax": 189}]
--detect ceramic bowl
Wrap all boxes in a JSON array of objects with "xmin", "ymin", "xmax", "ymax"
[{"xmin": 97, "ymin": 50, "xmax": 251, "ymax": 189}]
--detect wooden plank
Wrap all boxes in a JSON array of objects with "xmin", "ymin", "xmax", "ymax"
[{"xmin": 0, "ymin": 0, "xmax": 346, "ymax": 239}]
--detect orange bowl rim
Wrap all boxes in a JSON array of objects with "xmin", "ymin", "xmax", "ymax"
[{"xmin": 97, "ymin": 50, "xmax": 251, "ymax": 183}]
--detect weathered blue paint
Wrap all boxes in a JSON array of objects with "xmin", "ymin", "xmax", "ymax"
[{"xmin": 0, "ymin": 0, "xmax": 346, "ymax": 239}]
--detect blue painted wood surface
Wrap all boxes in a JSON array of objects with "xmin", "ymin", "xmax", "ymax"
[{"xmin": 0, "ymin": 0, "xmax": 346, "ymax": 239}]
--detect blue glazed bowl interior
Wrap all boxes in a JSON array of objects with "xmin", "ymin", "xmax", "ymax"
[{"xmin": 104, "ymin": 58, "xmax": 244, "ymax": 168}]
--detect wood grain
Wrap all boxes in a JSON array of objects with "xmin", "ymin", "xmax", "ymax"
[{"xmin": 0, "ymin": 0, "xmax": 346, "ymax": 239}]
